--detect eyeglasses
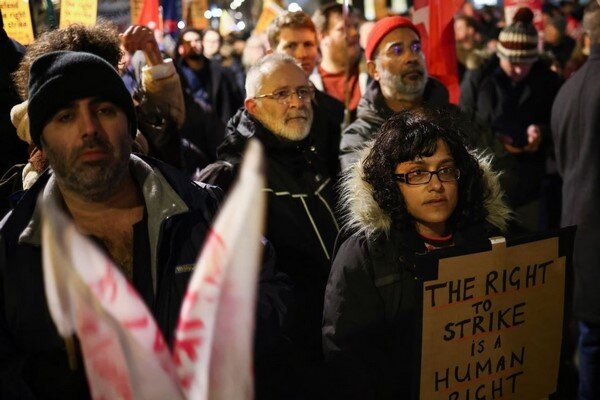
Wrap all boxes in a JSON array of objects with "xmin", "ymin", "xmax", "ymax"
[
  {"xmin": 382, "ymin": 41, "xmax": 422, "ymax": 58},
  {"xmin": 254, "ymin": 86, "xmax": 315, "ymax": 104},
  {"xmin": 394, "ymin": 167, "xmax": 460, "ymax": 185}
]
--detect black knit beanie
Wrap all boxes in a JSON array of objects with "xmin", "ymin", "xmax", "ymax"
[{"xmin": 28, "ymin": 51, "xmax": 137, "ymax": 148}]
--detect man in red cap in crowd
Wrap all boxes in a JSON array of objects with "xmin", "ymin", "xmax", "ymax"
[{"xmin": 338, "ymin": 15, "xmax": 450, "ymax": 170}]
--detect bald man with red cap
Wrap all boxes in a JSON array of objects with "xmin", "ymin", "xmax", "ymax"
[{"xmin": 339, "ymin": 15, "xmax": 450, "ymax": 170}]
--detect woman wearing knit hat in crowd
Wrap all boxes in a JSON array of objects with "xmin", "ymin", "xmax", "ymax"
[
  {"xmin": 459, "ymin": 7, "xmax": 563, "ymax": 232},
  {"xmin": 322, "ymin": 108, "xmax": 512, "ymax": 399}
]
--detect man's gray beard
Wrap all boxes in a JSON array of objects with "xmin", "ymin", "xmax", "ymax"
[
  {"xmin": 44, "ymin": 137, "xmax": 132, "ymax": 202},
  {"xmin": 257, "ymin": 108, "xmax": 313, "ymax": 142},
  {"xmin": 378, "ymin": 64, "xmax": 428, "ymax": 102}
]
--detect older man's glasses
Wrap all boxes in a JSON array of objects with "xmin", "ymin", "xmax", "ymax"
[
  {"xmin": 254, "ymin": 86, "xmax": 315, "ymax": 104},
  {"xmin": 394, "ymin": 167, "xmax": 460, "ymax": 185}
]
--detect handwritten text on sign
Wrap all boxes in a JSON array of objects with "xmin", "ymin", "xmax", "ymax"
[
  {"xmin": 0, "ymin": 0, "xmax": 34, "ymax": 44},
  {"xmin": 420, "ymin": 237, "xmax": 566, "ymax": 400},
  {"xmin": 59, "ymin": 0, "xmax": 97, "ymax": 28}
]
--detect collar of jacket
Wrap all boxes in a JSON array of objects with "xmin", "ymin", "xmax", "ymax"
[
  {"xmin": 16, "ymin": 155, "xmax": 189, "ymax": 293},
  {"xmin": 338, "ymin": 142, "xmax": 512, "ymax": 239},
  {"xmin": 218, "ymin": 108, "xmax": 314, "ymax": 162}
]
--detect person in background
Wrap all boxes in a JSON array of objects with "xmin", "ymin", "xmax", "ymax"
[
  {"xmin": 175, "ymin": 27, "xmax": 242, "ymax": 125},
  {"xmin": 202, "ymin": 28, "xmax": 222, "ymax": 60},
  {"xmin": 543, "ymin": 12, "xmax": 576, "ymax": 72},
  {"xmin": 552, "ymin": 2, "xmax": 600, "ymax": 399},
  {"xmin": 460, "ymin": 8, "xmax": 562, "ymax": 231},
  {"xmin": 267, "ymin": 11, "xmax": 344, "ymax": 178},
  {"xmin": 311, "ymin": 2, "xmax": 367, "ymax": 121},
  {"xmin": 200, "ymin": 53, "xmax": 339, "ymax": 399},
  {"xmin": 454, "ymin": 14, "xmax": 489, "ymax": 81},
  {"xmin": 339, "ymin": 16, "xmax": 450, "ymax": 170}
]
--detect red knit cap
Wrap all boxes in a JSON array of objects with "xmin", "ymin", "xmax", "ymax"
[{"xmin": 365, "ymin": 16, "xmax": 420, "ymax": 61}]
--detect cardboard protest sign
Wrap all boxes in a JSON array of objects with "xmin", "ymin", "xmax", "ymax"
[
  {"xmin": 418, "ymin": 230, "xmax": 573, "ymax": 400},
  {"xmin": 59, "ymin": 0, "xmax": 98, "ymax": 28},
  {"xmin": 0, "ymin": 0, "xmax": 35, "ymax": 44}
]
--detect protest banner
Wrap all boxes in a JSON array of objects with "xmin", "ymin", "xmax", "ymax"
[
  {"xmin": 0, "ymin": 0, "xmax": 34, "ymax": 44},
  {"xmin": 59, "ymin": 0, "xmax": 98, "ymax": 28},
  {"xmin": 418, "ymin": 229, "xmax": 574, "ymax": 400}
]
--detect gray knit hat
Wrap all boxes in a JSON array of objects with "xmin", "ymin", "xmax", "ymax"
[
  {"xmin": 497, "ymin": 8, "xmax": 539, "ymax": 63},
  {"xmin": 28, "ymin": 51, "xmax": 137, "ymax": 148}
]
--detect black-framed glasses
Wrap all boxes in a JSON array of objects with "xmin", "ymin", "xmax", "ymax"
[
  {"xmin": 394, "ymin": 167, "xmax": 460, "ymax": 185},
  {"xmin": 254, "ymin": 86, "xmax": 315, "ymax": 104}
]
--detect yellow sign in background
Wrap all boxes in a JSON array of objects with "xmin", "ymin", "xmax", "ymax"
[
  {"xmin": 1, "ymin": 0, "xmax": 34, "ymax": 44},
  {"xmin": 420, "ymin": 237, "xmax": 565, "ymax": 399},
  {"xmin": 59, "ymin": 0, "xmax": 97, "ymax": 28},
  {"xmin": 183, "ymin": 0, "xmax": 209, "ymax": 30}
]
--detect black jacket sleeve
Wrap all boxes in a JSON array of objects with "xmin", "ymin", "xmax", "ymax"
[{"xmin": 322, "ymin": 234, "xmax": 387, "ymax": 400}]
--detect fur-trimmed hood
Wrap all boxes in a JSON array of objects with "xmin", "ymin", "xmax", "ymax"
[{"xmin": 339, "ymin": 142, "xmax": 512, "ymax": 238}]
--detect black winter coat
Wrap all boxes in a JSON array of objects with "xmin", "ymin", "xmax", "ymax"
[
  {"xmin": 323, "ymin": 142, "xmax": 511, "ymax": 399},
  {"xmin": 551, "ymin": 44, "xmax": 600, "ymax": 323},
  {"xmin": 460, "ymin": 57, "xmax": 563, "ymax": 208},
  {"xmin": 210, "ymin": 110, "xmax": 340, "ymax": 369},
  {"xmin": 0, "ymin": 156, "xmax": 292, "ymax": 399}
]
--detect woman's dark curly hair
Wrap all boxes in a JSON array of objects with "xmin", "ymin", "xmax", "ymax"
[{"xmin": 362, "ymin": 107, "xmax": 489, "ymax": 232}]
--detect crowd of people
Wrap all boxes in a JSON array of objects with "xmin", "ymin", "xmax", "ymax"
[{"xmin": 0, "ymin": 0, "xmax": 599, "ymax": 399}]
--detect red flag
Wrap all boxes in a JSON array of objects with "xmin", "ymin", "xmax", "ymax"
[
  {"xmin": 413, "ymin": 0, "xmax": 462, "ymax": 104},
  {"xmin": 138, "ymin": 0, "xmax": 160, "ymax": 29}
]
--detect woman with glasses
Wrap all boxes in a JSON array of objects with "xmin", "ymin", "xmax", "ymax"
[{"xmin": 322, "ymin": 108, "xmax": 512, "ymax": 399}]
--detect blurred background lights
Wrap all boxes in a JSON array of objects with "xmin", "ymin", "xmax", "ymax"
[
  {"xmin": 237, "ymin": 21, "xmax": 246, "ymax": 30},
  {"xmin": 204, "ymin": 10, "xmax": 212, "ymax": 18},
  {"xmin": 177, "ymin": 21, "xmax": 186, "ymax": 29}
]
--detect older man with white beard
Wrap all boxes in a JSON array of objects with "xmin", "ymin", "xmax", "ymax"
[
  {"xmin": 199, "ymin": 53, "xmax": 340, "ymax": 398},
  {"xmin": 339, "ymin": 16, "xmax": 451, "ymax": 170}
]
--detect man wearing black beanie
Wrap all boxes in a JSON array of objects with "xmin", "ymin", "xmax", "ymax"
[{"xmin": 0, "ymin": 50, "xmax": 224, "ymax": 398}]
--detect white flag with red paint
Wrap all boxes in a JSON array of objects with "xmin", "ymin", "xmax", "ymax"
[
  {"xmin": 173, "ymin": 139, "xmax": 265, "ymax": 399},
  {"xmin": 41, "ymin": 139, "xmax": 265, "ymax": 399},
  {"xmin": 41, "ymin": 195, "xmax": 183, "ymax": 400}
]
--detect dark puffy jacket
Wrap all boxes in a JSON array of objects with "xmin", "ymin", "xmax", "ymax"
[
  {"xmin": 311, "ymin": 89, "xmax": 344, "ymax": 178},
  {"xmin": 339, "ymin": 78, "xmax": 450, "ymax": 170},
  {"xmin": 204, "ymin": 109, "xmax": 340, "ymax": 382},
  {"xmin": 460, "ymin": 56, "xmax": 563, "ymax": 208},
  {"xmin": 0, "ymin": 155, "xmax": 291, "ymax": 399},
  {"xmin": 323, "ymin": 143, "xmax": 512, "ymax": 399}
]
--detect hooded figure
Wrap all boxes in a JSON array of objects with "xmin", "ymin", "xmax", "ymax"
[{"xmin": 322, "ymin": 108, "xmax": 512, "ymax": 399}]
